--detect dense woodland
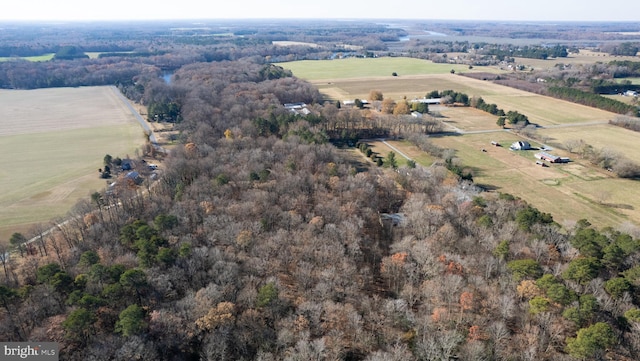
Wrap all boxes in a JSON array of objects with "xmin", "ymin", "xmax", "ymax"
[{"xmin": 2, "ymin": 20, "xmax": 640, "ymax": 361}]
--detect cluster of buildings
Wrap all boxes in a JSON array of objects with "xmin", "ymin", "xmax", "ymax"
[{"xmin": 508, "ymin": 141, "xmax": 570, "ymax": 165}]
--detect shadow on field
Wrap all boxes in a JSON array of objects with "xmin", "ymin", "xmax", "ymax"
[
  {"xmin": 429, "ymin": 131, "xmax": 463, "ymax": 137},
  {"xmin": 475, "ymin": 183, "xmax": 502, "ymax": 192},
  {"xmin": 602, "ymin": 203, "xmax": 634, "ymax": 210}
]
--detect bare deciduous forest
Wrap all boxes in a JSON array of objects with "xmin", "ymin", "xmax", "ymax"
[{"xmin": 1, "ymin": 20, "xmax": 640, "ymax": 361}]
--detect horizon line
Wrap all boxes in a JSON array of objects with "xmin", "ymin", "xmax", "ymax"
[{"xmin": 0, "ymin": 18, "xmax": 639, "ymax": 24}]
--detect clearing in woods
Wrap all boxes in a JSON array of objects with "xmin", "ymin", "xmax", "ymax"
[{"xmin": 0, "ymin": 86, "xmax": 145, "ymax": 241}]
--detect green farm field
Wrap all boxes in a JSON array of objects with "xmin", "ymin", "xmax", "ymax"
[
  {"xmin": 279, "ymin": 57, "xmax": 501, "ymax": 81},
  {"xmin": 0, "ymin": 54, "xmax": 54, "ymax": 62},
  {"xmin": 0, "ymin": 86, "xmax": 145, "ymax": 241}
]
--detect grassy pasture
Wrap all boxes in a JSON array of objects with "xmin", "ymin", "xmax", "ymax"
[
  {"xmin": 428, "ymin": 75, "xmax": 618, "ymax": 126},
  {"xmin": 538, "ymin": 124, "xmax": 640, "ymax": 164},
  {"xmin": 603, "ymin": 94, "xmax": 639, "ymax": 105},
  {"xmin": 0, "ymin": 86, "xmax": 145, "ymax": 241},
  {"xmin": 481, "ymin": 93, "xmax": 616, "ymax": 126},
  {"xmin": 435, "ymin": 106, "xmax": 504, "ymax": 132},
  {"xmin": 617, "ymin": 78, "xmax": 640, "ymax": 85},
  {"xmin": 427, "ymin": 133, "xmax": 634, "ymax": 227},
  {"xmin": 313, "ymin": 74, "xmax": 492, "ymax": 102}
]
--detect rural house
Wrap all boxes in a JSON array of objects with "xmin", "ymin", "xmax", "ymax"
[
  {"xmin": 124, "ymin": 171, "xmax": 143, "ymax": 185},
  {"xmin": 509, "ymin": 141, "xmax": 531, "ymax": 150}
]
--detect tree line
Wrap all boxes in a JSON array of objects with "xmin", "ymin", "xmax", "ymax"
[
  {"xmin": 481, "ymin": 44, "xmax": 568, "ymax": 60},
  {"xmin": 548, "ymin": 86, "xmax": 640, "ymax": 116}
]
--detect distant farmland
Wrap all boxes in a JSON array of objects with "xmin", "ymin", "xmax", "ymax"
[
  {"xmin": 0, "ymin": 54, "xmax": 54, "ymax": 62},
  {"xmin": 278, "ymin": 57, "xmax": 501, "ymax": 81},
  {"xmin": 0, "ymin": 86, "xmax": 144, "ymax": 241}
]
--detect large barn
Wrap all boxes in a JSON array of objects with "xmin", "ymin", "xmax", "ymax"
[
  {"xmin": 535, "ymin": 152, "xmax": 570, "ymax": 163},
  {"xmin": 535, "ymin": 152, "xmax": 560, "ymax": 163}
]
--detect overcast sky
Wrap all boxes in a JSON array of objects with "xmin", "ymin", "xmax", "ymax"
[{"xmin": 1, "ymin": 0, "xmax": 639, "ymax": 22}]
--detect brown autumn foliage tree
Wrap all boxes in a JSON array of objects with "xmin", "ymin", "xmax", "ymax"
[
  {"xmin": 381, "ymin": 98, "xmax": 396, "ymax": 114},
  {"xmin": 393, "ymin": 99, "xmax": 411, "ymax": 115},
  {"xmin": 369, "ymin": 89, "xmax": 384, "ymax": 101}
]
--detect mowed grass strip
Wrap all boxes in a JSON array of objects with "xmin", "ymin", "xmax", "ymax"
[{"xmin": 0, "ymin": 86, "xmax": 144, "ymax": 240}]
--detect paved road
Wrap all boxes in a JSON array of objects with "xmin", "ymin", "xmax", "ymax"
[{"xmin": 110, "ymin": 86, "xmax": 158, "ymax": 145}]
